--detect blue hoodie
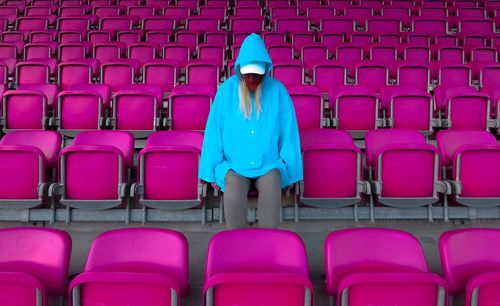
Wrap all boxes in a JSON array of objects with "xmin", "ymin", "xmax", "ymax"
[{"xmin": 199, "ymin": 33, "xmax": 303, "ymax": 191}]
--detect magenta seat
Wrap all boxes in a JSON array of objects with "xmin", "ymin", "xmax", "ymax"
[
  {"xmin": 325, "ymin": 228, "xmax": 447, "ymax": 306},
  {"xmin": 142, "ymin": 59, "xmax": 179, "ymax": 92},
  {"xmin": 2, "ymin": 90, "xmax": 49, "ymax": 131},
  {"xmin": 288, "ymin": 85, "xmax": 324, "ymax": 131},
  {"xmin": 272, "ymin": 59, "xmax": 304, "ymax": 88},
  {"xmin": 204, "ymin": 228, "xmax": 314, "ymax": 306},
  {"xmin": 69, "ymin": 228, "xmax": 189, "ymax": 306},
  {"xmin": 100, "ymin": 59, "xmax": 140, "ymax": 92},
  {"xmin": 384, "ymin": 91, "xmax": 434, "ymax": 132},
  {"xmin": 135, "ymin": 131, "xmax": 205, "ymax": 210},
  {"xmin": 168, "ymin": 85, "xmax": 215, "ymax": 130},
  {"xmin": 440, "ymin": 228, "xmax": 500, "ymax": 306},
  {"xmin": 0, "ymin": 227, "xmax": 71, "ymax": 306},
  {"xmin": 57, "ymin": 130, "xmax": 133, "ymax": 208},
  {"xmin": 312, "ymin": 61, "xmax": 347, "ymax": 94}
]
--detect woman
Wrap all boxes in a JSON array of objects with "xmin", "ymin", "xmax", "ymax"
[{"xmin": 199, "ymin": 33, "xmax": 302, "ymax": 229}]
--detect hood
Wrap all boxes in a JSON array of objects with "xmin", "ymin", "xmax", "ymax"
[{"xmin": 234, "ymin": 33, "xmax": 273, "ymax": 76}]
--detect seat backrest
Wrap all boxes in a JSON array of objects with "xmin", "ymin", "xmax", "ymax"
[
  {"xmin": 397, "ymin": 64, "xmax": 430, "ymax": 91},
  {"xmin": 0, "ymin": 131, "xmax": 62, "ymax": 168},
  {"xmin": 438, "ymin": 64, "xmax": 471, "ymax": 87},
  {"xmin": 272, "ymin": 60, "xmax": 304, "ymax": 87},
  {"xmin": 440, "ymin": 228, "xmax": 500, "ymax": 295},
  {"xmin": 436, "ymin": 130, "xmax": 497, "ymax": 168},
  {"xmin": 480, "ymin": 65, "xmax": 500, "ymax": 88},
  {"xmin": 0, "ymin": 227, "xmax": 71, "ymax": 296},
  {"xmin": 367, "ymin": 18, "xmax": 401, "ymax": 34},
  {"xmin": 325, "ymin": 228, "xmax": 429, "ymax": 296},
  {"xmin": 413, "ymin": 18, "xmax": 448, "ymax": 34},
  {"xmin": 73, "ymin": 130, "xmax": 134, "ymax": 167},
  {"xmin": 321, "ymin": 17, "xmax": 355, "ymax": 33},
  {"xmin": 206, "ymin": 228, "xmax": 309, "ymax": 279},
  {"xmin": 288, "ymin": 85, "xmax": 323, "ymax": 131},
  {"xmin": 85, "ymin": 228, "xmax": 189, "ymax": 294},
  {"xmin": 365, "ymin": 129, "xmax": 426, "ymax": 168}
]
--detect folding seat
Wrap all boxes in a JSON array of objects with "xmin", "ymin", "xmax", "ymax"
[
  {"xmin": 142, "ymin": 59, "xmax": 179, "ymax": 93},
  {"xmin": 56, "ymin": 84, "xmax": 111, "ymax": 134},
  {"xmin": 437, "ymin": 132, "xmax": 500, "ymax": 207},
  {"xmin": 162, "ymin": 6, "xmax": 190, "ymax": 24},
  {"xmin": 204, "ymin": 31, "xmax": 229, "ymax": 45},
  {"xmin": 443, "ymin": 91, "xmax": 492, "ymax": 130},
  {"xmin": 25, "ymin": 6, "xmax": 57, "ymax": 27},
  {"xmin": 176, "ymin": 0, "xmax": 198, "ymax": 12},
  {"xmin": 235, "ymin": 0, "xmax": 260, "ymax": 5},
  {"xmin": 0, "ymin": 32, "xmax": 25, "ymax": 55},
  {"xmin": 381, "ymin": 6, "xmax": 412, "ymax": 29},
  {"xmin": 233, "ymin": 5, "xmax": 263, "ymax": 17},
  {"xmin": 0, "ymin": 6, "xmax": 18, "ymax": 27},
  {"xmin": 15, "ymin": 17, "xmax": 48, "ymax": 32},
  {"xmin": 325, "ymin": 228, "xmax": 447, "ymax": 305},
  {"xmin": 127, "ymin": 42, "xmax": 158, "ymax": 66},
  {"xmin": 15, "ymin": 61, "xmax": 50, "ymax": 85},
  {"xmin": 320, "ymin": 17, "xmax": 355, "ymax": 34},
  {"xmin": 327, "ymin": 0, "xmax": 352, "ymax": 11},
  {"xmin": 468, "ymin": 47, "xmax": 497, "ymax": 80},
  {"xmin": 297, "ymin": 0, "xmax": 320, "ymax": 14},
  {"xmin": 110, "ymin": 84, "xmax": 163, "ymax": 136},
  {"xmin": 70, "ymin": 228, "xmax": 188, "ymax": 306},
  {"xmin": 0, "ymin": 131, "xmax": 61, "ymax": 208},
  {"xmin": 162, "ymin": 43, "xmax": 191, "ymax": 68},
  {"xmin": 266, "ymin": 0, "xmax": 292, "ymax": 9},
  {"xmin": 197, "ymin": 43, "xmax": 226, "ymax": 70},
  {"xmin": 1, "ymin": 89, "xmax": 52, "ymax": 131},
  {"xmin": 141, "ymin": 16, "xmax": 176, "ymax": 32},
  {"xmin": 58, "ymin": 5, "xmax": 87, "ymax": 17},
  {"xmin": 271, "ymin": 59, "xmax": 304, "ymax": 88},
  {"xmin": 262, "ymin": 32, "xmax": 287, "ymax": 45},
  {"xmin": 228, "ymin": 16, "xmax": 265, "ymax": 33},
  {"xmin": 435, "ymin": 34, "xmax": 458, "ymax": 48},
  {"xmin": 300, "ymin": 44, "xmax": 329, "ymax": 73},
  {"xmin": 332, "ymin": 45, "xmax": 364, "ymax": 78},
  {"xmin": 440, "ymin": 228, "xmax": 500, "ymax": 306},
  {"xmin": 459, "ymin": 19, "xmax": 495, "ymax": 36},
  {"xmin": 288, "ymin": 85, "xmax": 325, "ymax": 130},
  {"xmin": 392, "ymin": 63, "xmax": 431, "ymax": 93},
  {"xmin": 93, "ymin": 42, "xmax": 125, "ymax": 64},
  {"xmin": 58, "ymin": 61, "xmax": 98, "ymax": 90},
  {"xmin": 127, "ymin": 5, "xmax": 155, "ymax": 20},
  {"xmin": 355, "ymin": 63, "xmax": 389, "ymax": 95},
  {"xmin": 418, "ymin": 7, "xmax": 448, "ymax": 19},
  {"xmin": 87, "ymin": 30, "xmax": 112, "ymax": 45},
  {"xmin": 450, "ymin": 7, "xmax": 487, "ymax": 28},
  {"xmin": 412, "ymin": 19, "xmax": 449, "ymax": 38},
  {"xmin": 269, "ymin": 6, "xmax": 299, "ymax": 21},
  {"xmin": 311, "ymin": 61, "xmax": 347, "ymax": 94},
  {"xmin": 306, "ymin": 6, "xmax": 335, "ymax": 25},
  {"xmin": 4, "ymin": 0, "xmax": 26, "ymax": 12},
  {"xmin": 233, "ymin": 33, "xmax": 252, "ymax": 45},
  {"xmin": 205, "ymin": 0, "xmax": 229, "ymax": 6},
  {"xmin": 28, "ymin": 31, "xmax": 57, "ymax": 44},
  {"xmin": 291, "ymin": 32, "xmax": 316, "ymax": 53},
  {"xmin": 56, "ymin": 17, "xmax": 90, "ymax": 34},
  {"xmin": 167, "ymin": 84, "xmax": 215, "ymax": 130},
  {"xmin": 100, "ymin": 59, "xmax": 140, "ymax": 92},
  {"xmin": 203, "ymin": 228, "xmax": 314, "ymax": 306},
  {"xmin": 52, "ymin": 130, "xmax": 133, "ymax": 209},
  {"xmin": 116, "ymin": 30, "xmax": 144, "ymax": 47},
  {"xmin": 57, "ymin": 42, "xmax": 91, "ymax": 62},
  {"xmin": 0, "ymin": 227, "xmax": 71, "ymax": 305},
  {"xmin": 344, "ymin": 7, "xmax": 373, "ymax": 29},
  {"xmin": 23, "ymin": 42, "xmax": 57, "ymax": 61},
  {"xmin": 347, "ymin": 33, "xmax": 373, "ymax": 51},
  {"xmin": 329, "ymin": 87, "xmax": 381, "ymax": 134},
  {"xmin": 433, "ymin": 64, "xmax": 474, "ymax": 112},
  {"xmin": 145, "ymin": 31, "xmax": 172, "ymax": 47},
  {"xmin": 405, "ymin": 34, "xmax": 432, "ymax": 48},
  {"xmin": 366, "ymin": 18, "xmax": 402, "ymax": 38},
  {"xmin": 370, "ymin": 45, "xmax": 398, "ymax": 69},
  {"xmin": 267, "ymin": 42, "xmax": 295, "ymax": 62},
  {"xmin": 0, "ymin": 43, "xmax": 17, "ymax": 76},
  {"xmin": 385, "ymin": 91, "xmax": 434, "ymax": 132},
  {"xmin": 92, "ymin": 5, "xmax": 121, "ymax": 18},
  {"xmin": 402, "ymin": 45, "xmax": 431, "ymax": 64},
  {"xmin": 198, "ymin": 5, "xmax": 226, "ymax": 21},
  {"xmin": 119, "ymin": 0, "xmax": 141, "ymax": 9},
  {"xmin": 133, "ymin": 130, "xmax": 207, "ymax": 211},
  {"xmin": 479, "ymin": 64, "xmax": 500, "ymax": 114},
  {"xmin": 185, "ymin": 16, "xmax": 219, "ymax": 32},
  {"xmin": 297, "ymin": 129, "xmax": 369, "ymax": 210},
  {"xmin": 185, "ymin": 60, "xmax": 220, "ymax": 90},
  {"xmin": 99, "ymin": 16, "xmax": 134, "ymax": 35},
  {"xmin": 358, "ymin": 0, "xmax": 384, "ymax": 14},
  {"xmin": 175, "ymin": 30, "xmax": 199, "ymax": 53}
]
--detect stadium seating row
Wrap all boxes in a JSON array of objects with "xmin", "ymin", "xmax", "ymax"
[{"xmin": 0, "ymin": 226, "xmax": 499, "ymax": 306}]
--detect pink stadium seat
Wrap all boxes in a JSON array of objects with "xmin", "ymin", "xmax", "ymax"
[
  {"xmin": 15, "ymin": 61, "xmax": 50, "ymax": 85},
  {"xmin": 440, "ymin": 228, "xmax": 500, "ymax": 306},
  {"xmin": 168, "ymin": 85, "xmax": 215, "ymax": 130},
  {"xmin": 355, "ymin": 64, "xmax": 389, "ymax": 94},
  {"xmin": 0, "ymin": 227, "xmax": 71, "ymax": 305},
  {"xmin": 58, "ymin": 61, "xmax": 95, "ymax": 90},
  {"xmin": 175, "ymin": 30, "xmax": 199, "ymax": 54},
  {"xmin": 134, "ymin": 131, "xmax": 205, "ymax": 210},
  {"xmin": 93, "ymin": 42, "xmax": 125, "ymax": 64},
  {"xmin": 142, "ymin": 16, "xmax": 176, "ymax": 32},
  {"xmin": 228, "ymin": 16, "xmax": 265, "ymax": 32},
  {"xmin": 100, "ymin": 59, "xmax": 140, "ymax": 92},
  {"xmin": 271, "ymin": 59, "xmax": 304, "ymax": 88},
  {"xmin": 99, "ymin": 16, "xmax": 134, "ymax": 35},
  {"xmin": 142, "ymin": 59, "xmax": 179, "ymax": 93},
  {"xmin": 186, "ymin": 16, "xmax": 220, "ymax": 32},
  {"xmin": 197, "ymin": 43, "xmax": 226, "ymax": 70},
  {"xmin": 298, "ymin": 129, "xmax": 369, "ymax": 210},
  {"xmin": 203, "ymin": 228, "xmax": 313, "ymax": 306},
  {"xmin": 433, "ymin": 64, "xmax": 474, "ymax": 112},
  {"xmin": 117, "ymin": 30, "xmax": 144, "ymax": 47},
  {"xmin": 288, "ymin": 85, "xmax": 324, "ymax": 130},
  {"xmin": 185, "ymin": 60, "xmax": 220, "ymax": 90},
  {"xmin": 145, "ymin": 31, "xmax": 172, "ymax": 46},
  {"xmin": 312, "ymin": 61, "xmax": 347, "ymax": 94},
  {"xmin": 55, "ymin": 130, "xmax": 133, "ymax": 209},
  {"xmin": 320, "ymin": 17, "xmax": 355, "ymax": 34},
  {"xmin": 2, "ymin": 89, "xmax": 50, "ymax": 131},
  {"xmin": 127, "ymin": 42, "xmax": 158, "ymax": 65},
  {"xmin": 162, "ymin": 43, "xmax": 191, "ymax": 68},
  {"xmin": 267, "ymin": 42, "xmax": 294, "ymax": 62},
  {"xmin": 57, "ymin": 42, "xmax": 91, "ymax": 62},
  {"xmin": 69, "ymin": 228, "xmax": 189, "ymax": 306},
  {"xmin": 0, "ymin": 131, "xmax": 62, "ymax": 207},
  {"xmin": 325, "ymin": 228, "xmax": 447, "ymax": 306},
  {"xmin": 301, "ymin": 44, "xmax": 329, "ymax": 73},
  {"xmin": 385, "ymin": 91, "xmax": 434, "ymax": 131}
]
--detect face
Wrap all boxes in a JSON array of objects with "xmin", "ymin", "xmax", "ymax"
[{"xmin": 242, "ymin": 73, "xmax": 264, "ymax": 92}]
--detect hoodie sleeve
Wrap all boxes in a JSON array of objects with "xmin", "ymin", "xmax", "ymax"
[
  {"xmin": 199, "ymin": 88, "xmax": 224, "ymax": 183},
  {"xmin": 278, "ymin": 85, "xmax": 303, "ymax": 187}
]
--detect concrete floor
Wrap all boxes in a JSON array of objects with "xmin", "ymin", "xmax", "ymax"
[{"xmin": 6, "ymin": 218, "xmax": 495, "ymax": 306}]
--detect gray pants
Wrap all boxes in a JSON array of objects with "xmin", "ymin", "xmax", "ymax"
[{"xmin": 223, "ymin": 169, "xmax": 282, "ymax": 229}]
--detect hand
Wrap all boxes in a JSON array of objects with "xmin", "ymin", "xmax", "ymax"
[{"xmin": 211, "ymin": 183, "xmax": 221, "ymax": 190}]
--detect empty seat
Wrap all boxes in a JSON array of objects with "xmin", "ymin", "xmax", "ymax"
[
  {"xmin": 203, "ymin": 228, "xmax": 314, "ymax": 306},
  {"xmin": 52, "ymin": 130, "xmax": 134, "ymax": 209},
  {"xmin": 440, "ymin": 228, "xmax": 500, "ymax": 306},
  {"xmin": 133, "ymin": 130, "xmax": 205, "ymax": 210},
  {"xmin": 288, "ymin": 85, "xmax": 325, "ymax": 130},
  {"xmin": 0, "ymin": 131, "xmax": 61, "ymax": 208},
  {"xmin": 325, "ymin": 228, "xmax": 447, "ymax": 306},
  {"xmin": 436, "ymin": 130, "xmax": 500, "ymax": 207},
  {"xmin": 142, "ymin": 59, "xmax": 179, "ymax": 93},
  {"xmin": 185, "ymin": 60, "xmax": 220, "ymax": 90},
  {"xmin": 168, "ymin": 85, "xmax": 215, "ymax": 130},
  {"xmin": 272, "ymin": 60, "xmax": 304, "ymax": 88},
  {"xmin": 58, "ymin": 61, "xmax": 97, "ymax": 90},
  {"xmin": 0, "ymin": 227, "xmax": 71, "ymax": 306},
  {"xmin": 100, "ymin": 59, "xmax": 140, "ymax": 92},
  {"xmin": 311, "ymin": 61, "xmax": 347, "ymax": 94},
  {"xmin": 69, "ymin": 228, "xmax": 189, "ymax": 306},
  {"xmin": 2, "ymin": 89, "xmax": 51, "ymax": 131}
]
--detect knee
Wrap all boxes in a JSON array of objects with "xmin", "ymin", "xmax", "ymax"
[{"xmin": 257, "ymin": 169, "xmax": 281, "ymax": 189}]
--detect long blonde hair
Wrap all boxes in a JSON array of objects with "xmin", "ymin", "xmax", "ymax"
[{"xmin": 238, "ymin": 78, "xmax": 262, "ymax": 120}]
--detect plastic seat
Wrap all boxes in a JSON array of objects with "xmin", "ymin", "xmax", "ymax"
[
  {"xmin": 0, "ymin": 227, "xmax": 71, "ymax": 305},
  {"xmin": 345, "ymin": 7, "xmax": 373, "ymax": 29},
  {"xmin": 366, "ymin": 129, "xmax": 447, "ymax": 208},
  {"xmin": 53, "ymin": 130, "xmax": 134, "ymax": 209},
  {"xmin": 385, "ymin": 91, "xmax": 434, "ymax": 132},
  {"xmin": 134, "ymin": 130, "xmax": 206, "ymax": 210},
  {"xmin": 312, "ymin": 61, "xmax": 347, "ymax": 94},
  {"xmin": 434, "ymin": 64, "xmax": 474, "ymax": 112},
  {"xmin": 203, "ymin": 228, "xmax": 314, "ymax": 306},
  {"xmin": 440, "ymin": 229, "xmax": 500, "ymax": 306},
  {"xmin": 228, "ymin": 16, "xmax": 264, "ymax": 33},
  {"xmin": 288, "ymin": 85, "xmax": 324, "ymax": 130},
  {"xmin": 479, "ymin": 64, "xmax": 500, "ymax": 115},
  {"xmin": 162, "ymin": 43, "xmax": 191, "ymax": 68},
  {"xmin": 436, "ymin": 130, "xmax": 500, "ymax": 207},
  {"xmin": 301, "ymin": 44, "xmax": 329, "ymax": 73},
  {"xmin": 325, "ymin": 228, "xmax": 447, "ymax": 305},
  {"xmin": 141, "ymin": 16, "xmax": 176, "ymax": 32},
  {"xmin": 320, "ymin": 17, "xmax": 355, "ymax": 34},
  {"xmin": 298, "ymin": 129, "xmax": 369, "ymax": 210},
  {"xmin": 444, "ymin": 91, "xmax": 491, "ymax": 130},
  {"xmin": 274, "ymin": 16, "xmax": 310, "ymax": 33},
  {"xmin": 127, "ymin": 42, "xmax": 158, "ymax": 66},
  {"xmin": 175, "ymin": 30, "xmax": 199, "ymax": 54},
  {"xmin": 58, "ymin": 42, "xmax": 91, "ymax": 62},
  {"xmin": 99, "ymin": 16, "xmax": 134, "ymax": 35},
  {"xmin": 185, "ymin": 60, "xmax": 220, "ymax": 90},
  {"xmin": 100, "ymin": 59, "xmax": 140, "ymax": 92},
  {"xmin": 142, "ymin": 59, "xmax": 179, "ymax": 93},
  {"xmin": 0, "ymin": 131, "xmax": 62, "ymax": 208},
  {"xmin": 355, "ymin": 64, "xmax": 389, "ymax": 95},
  {"xmin": 185, "ymin": 16, "xmax": 219, "ymax": 32},
  {"xmin": 69, "ymin": 228, "xmax": 189, "ymax": 306},
  {"xmin": 117, "ymin": 30, "xmax": 144, "ymax": 47},
  {"xmin": 58, "ymin": 61, "xmax": 95, "ymax": 90},
  {"xmin": 15, "ymin": 61, "xmax": 50, "ymax": 85},
  {"xmin": 93, "ymin": 42, "xmax": 125, "ymax": 64},
  {"xmin": 168, "ymin": 85, "xmax": 215, "ymax": 130},
  {"xmin": 272, "ymin": 59, "xmax": 304, "ymax": 88},
  {"xmin": 197, "ymin": 43, "xmax": 226, "ymax": 70},
  {"xmin": 2, "ymin": 90, "xmax": 50, "ymax": 131},
  {"xmin": 332, "ymin": 45, "xmax": 364, "ymax": 78}
]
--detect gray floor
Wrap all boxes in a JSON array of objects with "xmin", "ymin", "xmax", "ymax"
[{"xmin": 8, "ymin": 218, "xmax": 497, "ymax": 306}]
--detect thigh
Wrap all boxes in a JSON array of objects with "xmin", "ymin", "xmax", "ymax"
[
  {"xmin": 225, "ymin": 170, "xmax": 251, "ymax": 194},
  {"xmin": 255, "ymin": 168, "xmax": 281, "ymax": 191}
]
